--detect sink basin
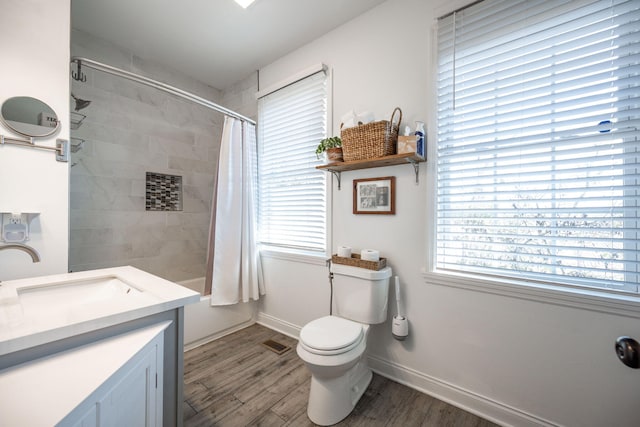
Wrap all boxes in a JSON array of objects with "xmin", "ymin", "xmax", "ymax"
[
  {"xmin": 0, "ymin": 266, "xmax": 200, "ymax": 356},
  {"xmin": 18, "ymin": 276, "xmax": 150, "ymax": 319},
  {"xmin": 0, "ymin": 275, "xmax": 160, "ymax": 329}
]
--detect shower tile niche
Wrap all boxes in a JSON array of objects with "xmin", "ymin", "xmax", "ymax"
[{"xmin": 146, "ymin": 172, "xmax": 183, "ymax": 211}]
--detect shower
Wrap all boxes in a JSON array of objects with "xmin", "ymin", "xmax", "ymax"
[
  {"xmin": 67, "ymin": 52, "xmax": 257, "ymax": 349},
  {"xmin": 67, "ymin": 56, "xmax": 253, "ymax": 281},
  {"xmin": 71, "ymin": 93, "xmax": 91, "ymax": 111}
]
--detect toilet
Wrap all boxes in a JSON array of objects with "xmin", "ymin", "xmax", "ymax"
[{"xmin": 296, "ymin": 263, "xmax": 392, "ymax": 426}]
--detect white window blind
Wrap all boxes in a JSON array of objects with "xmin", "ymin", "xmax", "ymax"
[
  {"xmin": 258, "ymin": 71, "xmax": 328, "ymax": 252},
  {"xmin": 436, "ymin": 0, "xmax": 640, "ymax": 293}
]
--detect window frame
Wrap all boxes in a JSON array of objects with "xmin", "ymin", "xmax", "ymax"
[
  {"xmin": 425, "ymin": 0, "xmax": 640, "ymax": 317},
  {"xmin": 257, "ymin": 66, "xmax": 332, "ymax": 261}
]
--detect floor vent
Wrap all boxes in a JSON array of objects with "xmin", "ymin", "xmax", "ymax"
[{"xmin": 262, "ymin": 339, "xmax": 291, "ymax": 355}]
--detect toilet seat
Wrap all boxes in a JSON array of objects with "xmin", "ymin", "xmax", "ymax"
[{"xmin": 299, "ymin": 316, "xmax": 364, "ymax": 356}]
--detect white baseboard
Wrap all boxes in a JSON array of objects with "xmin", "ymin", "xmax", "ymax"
[
  {"xmin": 184, "ymin": 319, "xmax": 255, "ymax": 352},
  {"xmin": 367, "ymin": 354, "xmax": 558, "ymax": 427},
  {"xmin": 256, "ymin": 311, "xmax": 301, "ymax": 339},
  {"xmin": 257, "ymin": 311, "xmax": 558, "ymax": 427}
]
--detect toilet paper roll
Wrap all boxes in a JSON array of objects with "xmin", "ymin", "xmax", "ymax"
[
  {"xmin": 337, "ymin": 246, "xmax": 352, "ymax": 258},
  {"xmin": 360, "ymin": 249, "xmax": 380, "ymax": 262}
]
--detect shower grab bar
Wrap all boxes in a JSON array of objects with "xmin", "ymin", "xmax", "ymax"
[
  {"xmin": 0, "ymin": 135, "xmax": 69, "ymax": 162},
  {"xmin": 70, "ymin": 57, "xmax": 256, "ymax": 125}
]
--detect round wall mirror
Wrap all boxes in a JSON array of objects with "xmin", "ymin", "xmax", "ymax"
[{"xmin": 0, "ymin": 96, "xmax": 59, "ymax": 138}]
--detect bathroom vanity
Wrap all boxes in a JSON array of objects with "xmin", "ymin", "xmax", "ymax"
[{"xmin": 0, "ymin": 266, "xmax": 199, "ymax": 427}]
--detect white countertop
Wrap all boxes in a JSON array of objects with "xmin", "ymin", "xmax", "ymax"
[
  {"xmin": 0, "ymin": 321, "xmax": 170, "ymax": 426},
  {"xmin": 0, "ymin": 266, "xmax": 200, "ymax": 356}
]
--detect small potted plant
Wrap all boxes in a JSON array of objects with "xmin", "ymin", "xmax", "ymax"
[{"xmin": 315, "ymin": 136, "xmax": 343, "ymax": 163}]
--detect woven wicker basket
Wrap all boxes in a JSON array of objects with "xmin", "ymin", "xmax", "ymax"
[
  {"xmin": 340, "ymin": 107, "xmax": 402, "ymax": 161},
  {"xmin": 331, "ymin": 254, "xmax": 387, "ymax": 271}
]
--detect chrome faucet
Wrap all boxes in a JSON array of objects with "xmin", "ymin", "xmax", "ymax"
[{"xmin": 0, "ymin": 243, "xmax": 40, "ymax": 263}]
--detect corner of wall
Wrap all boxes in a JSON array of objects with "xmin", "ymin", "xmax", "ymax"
[{"xmin": 0, "ymin": 0, "xmax": 71, "ymax": 280}]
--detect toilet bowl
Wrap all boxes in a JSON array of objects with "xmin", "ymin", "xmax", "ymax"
[
  {"xmin": 296, "ymin": 316, "xmax": 372, "ymax": 426},
  {"xmin": 297, "ymin": 264, "xmax": 392, "ymax": 426}
]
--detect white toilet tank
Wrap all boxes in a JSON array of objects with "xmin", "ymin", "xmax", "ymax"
[{"xmin": 330, "ymin": 264, "xmax": 392, "ymax": 324}]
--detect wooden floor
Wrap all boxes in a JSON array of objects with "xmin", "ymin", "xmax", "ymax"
[{"xmin": 183, "ymin": 324, "xmax": 498, "ymax": 427}]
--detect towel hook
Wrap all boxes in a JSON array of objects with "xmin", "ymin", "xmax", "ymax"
[{"xmin": 71, "ymin": 60, "xmax": 87, "ymax": 82}]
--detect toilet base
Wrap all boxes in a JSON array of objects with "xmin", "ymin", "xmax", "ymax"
[{"xmin": 307, "ymin": 359, "xmax": 372, "ymax": 426}]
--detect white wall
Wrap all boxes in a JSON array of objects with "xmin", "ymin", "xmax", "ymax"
[
  {"xmin": 254, "ymin": 0, "xmax": 640, "ymax": 426},
  {"xmin": 0, "ymin": 0, "xmax": 70, "ymax": 280},
  {"xmin": 221, "ymin": 71, "xmax": 258, "ymax": 122}
]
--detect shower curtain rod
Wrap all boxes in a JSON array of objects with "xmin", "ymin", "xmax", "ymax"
[{"xmin": 70, "ymin": 57, "xmax": 256, "ymax": 125}]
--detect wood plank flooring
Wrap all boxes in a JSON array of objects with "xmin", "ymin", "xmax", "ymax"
[{"xmin": 183, "ymin": 324, "xmax": 498, "ymax": 427}]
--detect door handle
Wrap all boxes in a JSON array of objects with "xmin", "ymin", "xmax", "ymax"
[{"xmin": 615, "ymin": 336, "xmax": 639, "ymax": 369}]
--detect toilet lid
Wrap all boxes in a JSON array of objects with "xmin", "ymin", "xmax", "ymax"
[{"xmin": 299, "ymin": 316, "xmax": 363, "ymax": 351}]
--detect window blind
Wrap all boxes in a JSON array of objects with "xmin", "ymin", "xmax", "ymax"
[
  {"xmin": 436, "ymin": 0, "xmax": 640, "ymax": 293},
  {"xmin": 258, "ymin": 71, "xmax": 328, "ymax": 252}
]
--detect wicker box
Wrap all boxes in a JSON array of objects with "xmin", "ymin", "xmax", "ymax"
[
  {"xmin": 331, "ymin": 253, "xmax": 387, "ymax": 271},
  {"xmin": 340, "ymin": 107, "xmax": 402, "ymax": 161}
]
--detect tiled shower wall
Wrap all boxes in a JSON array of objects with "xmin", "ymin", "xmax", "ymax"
[{"xmin": 69, "ymin": 30, "xmax": 224, "ymax": 282}]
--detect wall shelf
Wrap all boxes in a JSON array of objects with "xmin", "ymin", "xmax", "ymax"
[{"xmin": 316, "ymin": 152, "xmax": 425, "ymax": 189}]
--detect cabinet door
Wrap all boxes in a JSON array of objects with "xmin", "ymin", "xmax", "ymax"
[
  {"xmin": 99, "ymin": 344, "xmax": 161, "ymax": 427},
  {"xmin": 69, "ymin": 405, "xmax": 97, "ymax": 427},
  {"xmin": 62, "ymin": 338, "xmax": 163, "ymax": 427}
]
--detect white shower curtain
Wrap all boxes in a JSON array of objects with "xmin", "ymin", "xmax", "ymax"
[{"xmin": 205, "ymin": 116, "xmax": 264, "ymax": 305}]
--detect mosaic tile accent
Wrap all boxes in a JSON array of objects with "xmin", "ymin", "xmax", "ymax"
[{"xmin": 146, "ymin": 172, "xmax": 183, "ymax": 211}]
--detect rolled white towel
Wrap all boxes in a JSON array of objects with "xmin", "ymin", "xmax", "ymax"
[
  {"xmin": 357, "ymin": 111, "xmax": 375, "ymax": 125},
  {"xmin": 340, "ymin": 110, "xmax": 358, "ymax": 130}
]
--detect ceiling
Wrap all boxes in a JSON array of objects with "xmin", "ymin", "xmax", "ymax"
[{"xmin": 71, "ymin": 0, "xmax": 387, "ymax": 90}]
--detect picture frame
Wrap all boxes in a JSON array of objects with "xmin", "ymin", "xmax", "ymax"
[{"xmin": 353, "ymin": 176, "xmax": 395, "ymax": 215}]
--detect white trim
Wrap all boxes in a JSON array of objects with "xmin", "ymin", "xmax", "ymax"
[
  {"xmin": 326, "ymin": 67, "xmax": 334, "ymax": 257},
  {"xmin": 425, "ymin": 20, "xmax": 440, "ymax": 273},
  {"xmin": 423, "ymin": 270, "xmax": 640, "ymax": 319},
  {"xmin": 183, "ymin": 319, "xmax": 255, "ymax": 352},
  {"xmin": 256, "ymin": 63, "xmax": 327, "ymax": 99},
  {"xmin": 256, "ymin": 312, "xmax": 301, "ymax": 339},
  {"xmin": 433, "ymin": 0, "xmax": 477, "ymax": 19},
  {"xmin": 256, "ymin": 308, "xmax": 560, "ymax": 426},
  {"xmin": 367, "ymin": 354, "xmax": 559, "ymax": 427}
]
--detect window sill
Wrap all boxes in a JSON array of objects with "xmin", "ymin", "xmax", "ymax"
[
  {"xmin": 422, "ymin": 270, "xmax": 640, "ymax": 319},
  {"xmin": 259, "ymin": 246, "xmax": 328, "ymax": 266}
]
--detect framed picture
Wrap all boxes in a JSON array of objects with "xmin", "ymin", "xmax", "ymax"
[{"xmin": 353, "ymin": 176, "xmax": 395, "ymax": 214}]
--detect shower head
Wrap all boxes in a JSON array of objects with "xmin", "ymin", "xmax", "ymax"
[{"xmin": 71, "ymin": 93, "xmax": 91, "ymax": 111}]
